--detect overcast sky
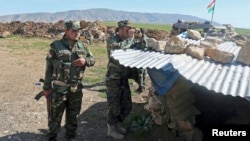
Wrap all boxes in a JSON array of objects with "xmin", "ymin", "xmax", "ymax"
[{"xmin": 0, "ymin": 0, "xmax": 249, "ymax": 28}]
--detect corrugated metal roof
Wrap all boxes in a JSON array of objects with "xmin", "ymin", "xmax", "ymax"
[{"xmin": 111, "ymin": 41, "xmax": 250, "ymax": 100}]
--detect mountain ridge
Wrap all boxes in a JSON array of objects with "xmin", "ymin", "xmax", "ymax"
[{"xmin": 0, "ymin": 8, "xmax": 219, "ymax": 25}]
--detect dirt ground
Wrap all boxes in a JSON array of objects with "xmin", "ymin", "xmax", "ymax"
[{"xmin": 0, "ymin": 41, "xmax": 168, "ymax": 141}]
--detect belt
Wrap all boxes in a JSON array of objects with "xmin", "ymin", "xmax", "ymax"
[
  {"xmin": 53, "ymin": 80, "xmax": 80, "ymax": 86},
  {"xmin": 53, "ymin": 80, "xmax": 82, "ymax": 93}
]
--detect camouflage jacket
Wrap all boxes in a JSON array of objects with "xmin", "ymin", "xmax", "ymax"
[
  {"xmin": 43, "ymin": 37, "xmax": 95, "ymax": 90},
  {"xmin": 132, "ymin": 34, "xmax": 148, "ymax": 49},
  {"xmin": 106, "ymin": 34, "xmax": 134, "ymax": 79}
]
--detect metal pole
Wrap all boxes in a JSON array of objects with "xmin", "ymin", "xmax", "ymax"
[{"xmin": 210, "ymin": 2, "xmax": 216, "ymax": 23}]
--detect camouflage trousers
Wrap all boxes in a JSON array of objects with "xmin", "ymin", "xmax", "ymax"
[
  {"xmin": 130, "ymin": 68, "xmax": 147, "ymax": 87},
  {"xmin": 106, "ymin": 78, "xmax": 132, "ymax": 125},
  {"xmin": 137, "ymin": 68, "xmax": 147, "ymax": 87},
  {"xmin": 46, "ymin": 85, "xmax": 83, "ymax": 140}
]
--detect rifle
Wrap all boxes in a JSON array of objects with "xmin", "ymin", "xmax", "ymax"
[
  {"xmin": 34, "ymin": 78, "xmax": 45, "ymax": 101},
  {"xmin": 82, "ymin": 81, "xmax": 105, "ymax": 89},
  {"xmin": 34, "ymin": 91, "xmax": 44, "ymax": 101},
  {"xmin": 35, "ymin": 91, "xmax": 52, "ymax": 120},
  {"xmin": 47, "ymin": 90, "xmax": 52, "ymax": 120},
  {"xmin": 34, "ymin": 79, "xmax": 105, "ymax": 101},
  {"xmin": 34, "ymin": 78, "xmax": 53, "ymax": 120}
]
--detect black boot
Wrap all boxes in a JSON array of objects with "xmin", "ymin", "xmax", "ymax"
[
  {"xmin": 44, "ymin": 136, "xmax": 57, "ymax": 141},
  {"xmin": 65, "ymin": 135, "xmax": 76, "ymax": 141}
]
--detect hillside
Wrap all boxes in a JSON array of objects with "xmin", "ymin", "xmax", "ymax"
[{"xmin": 0, "ymin": 8, "xmax": 217, "ymax": 25}]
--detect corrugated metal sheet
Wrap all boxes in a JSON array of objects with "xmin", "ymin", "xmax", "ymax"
[{"xmin": 111, "ymin": 41, "xmax": 250, "ymax": 100}]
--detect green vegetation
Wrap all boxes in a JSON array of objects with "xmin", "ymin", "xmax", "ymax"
[
  {"xmin": 103, "ymin": 21, "xmax": 172, "ymax": 32},
  {"xmin": 104, "ymin": 21, "xmax": 250, "ymax": 34},
  {"xmin": 124, "ymin": 110, "xmax": 153, "ymax": 138},
  {"xmin": 134, "ymin": 23, "xmax": 172, "ymax": 31},
  {"xmin": 0, "ymin": 36, "xmax": 52, "ymax": 50},
  {"xmin": 235, "ymin": 28, "xmax": 250, "ymax": 35},
  {"xmin": 83, "ymin": 43, "xmax": 108, "ymax": 84},
  {"xmin": 97, "ymin": 93, "xmax": 107, "ymax": 98}
]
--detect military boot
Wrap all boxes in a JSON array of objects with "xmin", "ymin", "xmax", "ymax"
[
  {"xmin": 67, "ymin": 138, "xmax": 75, "ymax": 141},
  {"xmin": 44, "ymin": 137, "xmax": 56, "ymax": 141},
  {"xmin": 45, "ymin": 135, "xmax": 57, "ymax": 141},
  {"xmin": 107, "ymin": 123, "xmax": 124, "ymax": 139},
  {"xmin": 65, "ymin": 135, "xmax": 76, "ymax": 141},
  {"xmin": 115, "ymin": 123, "xmax": 127, "ymax": 134}
]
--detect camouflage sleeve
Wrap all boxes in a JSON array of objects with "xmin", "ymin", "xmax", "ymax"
[
  {"xmin": 107, "ymin": 35, "xmax": 118, "ymax": 50},
  {"xmin": 43, "ymin": 44, "xmax": 55, "ymax": 90},
  {"xmin": 43, "ymin": 52, "xmax": 53, "ymax": 90},
  {"xmin": 132, "ymin": 35, "xmax": 148, "ymax": 49},
  {"xmin": 123, "ymin": 38, "xmax": 134, "ymax": 49},
  {"xmin": 107, "ymin": 35, "xmax": 133, "ymax": 56},
  {"xmin": 84, "ymin": 46, "xmax": 95, "ymax": 67}
]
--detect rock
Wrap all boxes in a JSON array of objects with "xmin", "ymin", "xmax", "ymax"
[
  {"xmin": 205, "ymin": 48, "xmax": 235, "ymax": 64},
  {"xmin": 234, "ymin": 40, "xmax": 247, "ymax": 47},
  {"xmin": 236, "ymin": 41, "xmax": 250, "ymax": 65},
  {"xmin": 1, "ymin": 31, "xmax": 11, "ymax": 38},
  {"xmin": 147, "ymin": 38, "xmax": 167, "ymax": 51},
  {"xmin": 165, "ymin": 42, "xmax": 186, "ymax": 54},
  {"xmin": 187, "ymin": 29, "xmax": 201, "ymax": 40},
  {"xmin": 186, "ymin": 45, "xmax": 205, "ymax": 60},
  {"xmin": 204, "ymin": 36, "xmax": 223, "ymax": 47},
  {"xmin": 165, "ymin": 36, "xmax": 186, "ymax": 54},
  {"xmin": 200, "ymin": 40, "xmax": 214, "ymax": 49}
]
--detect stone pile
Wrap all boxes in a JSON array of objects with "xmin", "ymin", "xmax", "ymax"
[
  {"xmin": 0, "ymin": 20, "xmax": 108, "ymax": 40},
  {"xmin": 0, "ymin": 20, "xmax": 170, "ymax": 42},
  {"xmin": 147, "ymin": 29, "xmax": 250, "ymax": 65}
]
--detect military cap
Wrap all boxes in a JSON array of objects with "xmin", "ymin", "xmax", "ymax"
[
  {"xmin": 117, "ymin": 20, "xmax": 132, "ymax": 28},
  {"xmin": 64, "ymin": 21, "xmax": 82, "ymax": 30}
]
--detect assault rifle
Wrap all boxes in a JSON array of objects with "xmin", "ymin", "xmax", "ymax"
[
  {"xmin": 34, "ymin": 78, "xmax": 53, "ymax": 120},
  {"xmin": 34, "ymin": 78, "xmax": 45, "ymax": 101},
  {"xmin": 34, "ymin": 79, "xmax": 105, "ymax": 101}
]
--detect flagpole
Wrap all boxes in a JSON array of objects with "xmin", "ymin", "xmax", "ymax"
[{"xmin": 210, "ymin": 1, "xmax": 216, "ymax": 23}]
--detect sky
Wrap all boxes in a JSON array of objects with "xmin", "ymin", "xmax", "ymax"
[{"xmin": 0, "ymin": 0, "xmax": 249, "ymax": 29}]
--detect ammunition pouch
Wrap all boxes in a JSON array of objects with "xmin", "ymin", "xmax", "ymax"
[{"xmin": 52, "ymin": 60, "xmax": 83, "ymax": 82}]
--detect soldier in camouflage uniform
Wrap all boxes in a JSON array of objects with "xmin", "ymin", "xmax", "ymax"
[
  {"xmin": 106, "ymin": 20, "xmax": 134, "ymax": 139},
  {"xmin": 42, "ymin": 21, "xmax": 95, "ymax": 141},
  {"xmin": 131, "ymin": 28, "xmax": 148, "ymax": 93}
]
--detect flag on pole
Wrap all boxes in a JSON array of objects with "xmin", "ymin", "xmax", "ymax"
[{"xmin": 207, "ymin": 0, "xmax": 216, "ymax": 13}]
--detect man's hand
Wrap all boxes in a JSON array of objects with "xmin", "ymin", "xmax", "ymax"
[
  {"xmin": 43, "ymin": 90, "xmax": 52, "ymax": 98},
  {"xmin": 134, "ymin": 29, "xmax": 142, "ymax": 39},
  {"xmin": 73, "ymin": 58, "xmax": 86, "ymax": 67},
  {"xmin": 128, "ymin": 29, "xmax": 135, "ymax": 38}
]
